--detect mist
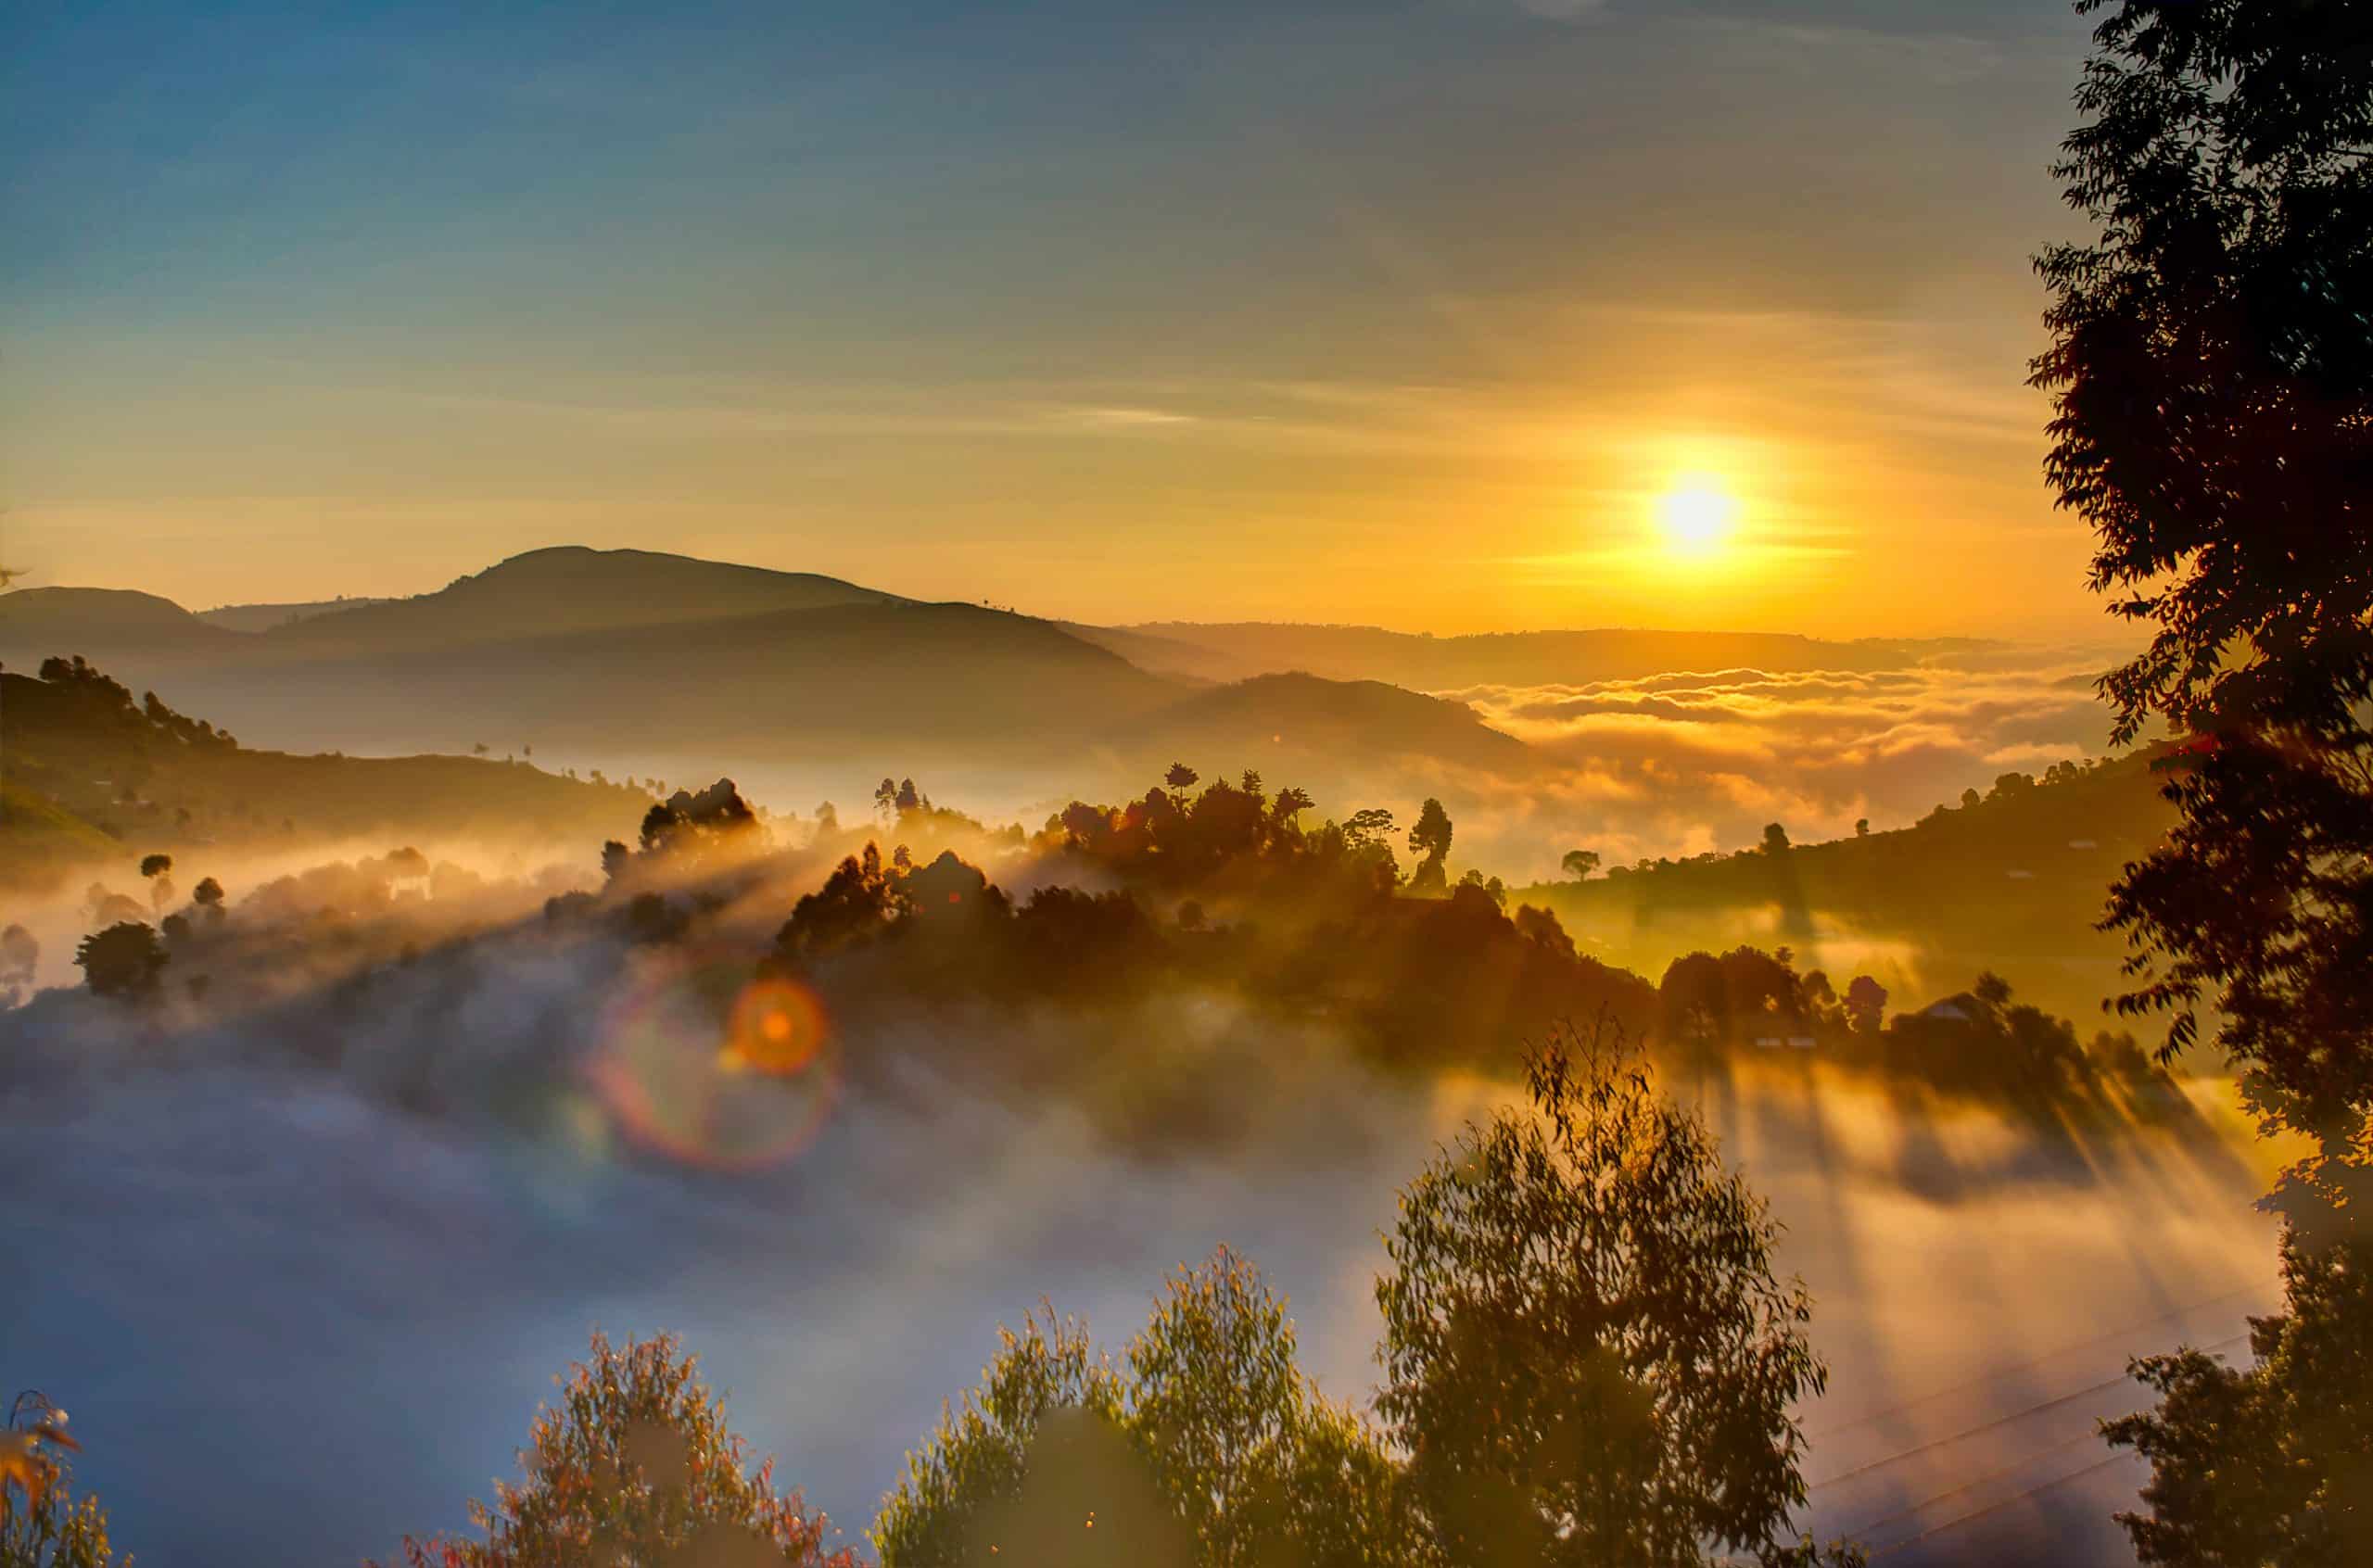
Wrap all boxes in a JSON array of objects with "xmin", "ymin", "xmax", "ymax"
[{"xmin": 0, "ymin": 836, "xmax": 2280, "ymax": 1567}]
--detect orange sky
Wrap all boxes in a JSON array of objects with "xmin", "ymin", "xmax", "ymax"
[{"xmin": 2, "ymin": 1, "xmax": 2112, "ymax": 639}]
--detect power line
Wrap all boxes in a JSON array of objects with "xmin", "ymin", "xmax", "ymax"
[
  {"xmin": 1869, "ymin": 1449, "xmax": 2141, "ymax": 1560},
  {"xmin": 1804, "ymin": 1276, "xmax": 2275, "ymax": 1442},
  {"xmin": 1846, "ymin": 1425, "xmax": 2104, "ymax": 1544},
  {"xmin": 1808, "ymin": 1332, "xmax": 2248, "ymax": 1493}
]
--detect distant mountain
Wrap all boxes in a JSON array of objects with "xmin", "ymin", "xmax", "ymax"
[
  {"xmin": 1132, "ymin": 673, "xmax": 1531, "ymax": 776},
  {"xmin": 19, "ymin": 549, "xmax": 1995, "ymax": 785},
  {"xmin": 3, "ymin": 550, "xmax": 1564, "ymax": 772},
  {"xmin": 1072, "ymin": 622, "xmax": 1993, "ymax": 689},
  {"xmin": 0, "ymin": 588, "xmax": 235, "ymax": 659},
  {"xmin": 197, "ymin": 597, "xmax": 397, "ymax": 633},
  {"xmin": 247, "ymin": 546, "xmax": 907, "ymax": 657},
  {"xmin": 238, "ymin": 598, "xmax": 1188, "ymax": 756}
]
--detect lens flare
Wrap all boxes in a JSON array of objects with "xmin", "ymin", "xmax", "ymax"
[{"xmin": 589, "ymin": 953, "xmax": 839, "ymax": 1171}]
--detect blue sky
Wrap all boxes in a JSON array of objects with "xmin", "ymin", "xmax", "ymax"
[{"xmin": 1, "ymin": 0, "xmax": 2111, "ymax": 634}]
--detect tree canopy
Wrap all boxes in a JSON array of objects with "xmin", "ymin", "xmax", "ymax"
[{"xmin": 2034, "ymin": 0, "xmax": 2373, "ymax": 1222}]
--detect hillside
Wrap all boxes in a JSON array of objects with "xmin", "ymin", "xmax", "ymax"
[
  {"xmin": 1129, "ymin": 672, "xmax": 1532, "ymax": 776},
  {"xmin": 0, "ymin": 587, "xmax": 235, "ymax": 660},
  {"xmin": 1076, "ymin": 621, "xmax": 1995, "ymax": 689},
  {"xmin": 250, "ymin": 546, "xmax": 906, "ymax": 655},
  {"xmin": 0, "ymin": 551, "xmax": 1588, "ymax": 775},
  {"xmin": 1516, "ymin": 752, "xmax": 2176, "ymax": 1029},
  {"xmin": 197, "ymin": 596, "xmax": 397, "ymax": 632},
  {"xmin": 0, "ymin": 661, "xmax": 653, "ymax": 893}
]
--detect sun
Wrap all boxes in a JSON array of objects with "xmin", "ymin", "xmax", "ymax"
[{"xmin": 1656, "ymin": 475, "xmax": 1739, "ymax": 558}]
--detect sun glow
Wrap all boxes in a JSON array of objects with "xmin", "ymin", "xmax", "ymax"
[{"xmin": 1656, "ymin": 474, "xmax": 1740, "ymax": 559}]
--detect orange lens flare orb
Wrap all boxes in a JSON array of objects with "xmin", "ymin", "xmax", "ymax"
[{"xmin": 589, "ymin": 955, "xmax": 839, "ymax": 1171}]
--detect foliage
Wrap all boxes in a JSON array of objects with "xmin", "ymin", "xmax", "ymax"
[
  {"xmin": 70, "ymin": 924, "xmax": 166, "ymax": 1000},
  {"xmin": 2033, "ymin": 0, "xmax": 2373, "ymax": 1220},
  {"xmin": 386, "ymin": 1331, "xmax": 855, "ymax": 1568},
  {"xmin": 872, "ymin": 1306, "xmax": 1130, "ymax": 1566},
  {"xmin": 1, "ymin": 1396, "xmax": 119, "ymax": 1568},
  {"xmin": 2104, "ymin": 1231, "xmax": 2372, "ymax": 1567},
  {"xmin": 876, "ymin": 1253, "xmax": 1415, "ymax": 1568},
  {"xmin": 1375, "ymin": 1018, "xmax": 1838, "ymax": 1567}
]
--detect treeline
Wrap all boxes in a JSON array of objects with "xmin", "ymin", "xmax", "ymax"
[{"xmin": 545, "ymin": 766, "xmax": 2188, "ymax": 1120}]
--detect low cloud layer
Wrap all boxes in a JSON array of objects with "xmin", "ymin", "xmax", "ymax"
[{"xmin": 1428, "ymin": 645, "xmax": 2129, "ymax": 877}]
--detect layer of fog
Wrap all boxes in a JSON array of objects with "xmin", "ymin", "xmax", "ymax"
[
  {"xmin": 1, "ymin": 866, "xmax": 2279, "ymax": 1568},
  {"xmin": 513, "ymin": 642, "xmax": 2133, "ymax": 888}
]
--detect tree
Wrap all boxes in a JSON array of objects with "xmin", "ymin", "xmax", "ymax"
[
  {"xmin": 2029, "ymin": 3, "xmax": 2373, "ymax": 1211},
  {"xmin": 3, "ymin": 1394, "xmax": 119, "ymax": 1568},
  {"xmin": 72, "ymin": 923, "xmax": 167, "ymax": 1000},
  {"xmin": 2104, "ymin": 1232, "xmax": 2371, "ymax": 1566},
  {"xmin": 875, "ymin": 778, "xmax": 900, "ymax": 821},
  {"xmin": 1560, "ymin": 849, "xmax": 1601, "ymax": 882},
  {"xmin": 386, "ymin": 1331, "xmax": 856, "ymax": 1568},
  {"xmin": 137, "ymin": 854, "xmax": 173, "ymax": 914},
  {"xmin": 191, "ymin": 876, "xmax": 224, "ymax": 913},
  {"xmin": 876, "ymin": 1253, "xmax": 1413, "ymax": 1568},
  {"xmin": 896, "ymin": 778, "xmax": 925, "ymax": 815},
  {"xmin": 872, "ymin": 1305, "xmax": 1134, "ymax": 1567},
  {"xmin": 1376, "ymin": 1018, "xmax": 1836, "ymax": 1568},
  {"xmin": 1761, "ymin": 822, "xmax": 1791, "ymax": 856},
  {"xmin": 1406, "ymin": 800, "xmax": 1453, "ymax": 893},
  {"xmin": 1123, "ymin": 1247, "xmax": 1413, "ymax": 1568},
  {"xmin": 1844, "ymin": 976, "xmax": 1887, "ymax": 1037},
  {"xmin": 1854, "ymin": 819, "xmax": 1870, "ymax": 838},
  {"xmin": 1164, "ymin": 764, "xmax": 1199, "ymax": 803}
]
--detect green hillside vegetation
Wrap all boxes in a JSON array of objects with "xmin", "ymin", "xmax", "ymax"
[
  {"xmin": 0, "ymin": 656, "xmax": 652, "ymax": 891},
  {"xmin": 1513, "ymin": 753, "xmax": 2176, "ymax": 1029}
]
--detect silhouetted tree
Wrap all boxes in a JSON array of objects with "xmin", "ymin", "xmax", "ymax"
[
  {"xmin": 895, "ymin": 778, "xmax": 924, "ymax": 815},
  {"xmin": 384, "ymin": 1333, "xmax": 854, "ymax": 1568},
  {"xmin": 1760, "ymin": 822, "xmax": 1791, "ymax": 856},
  {"xmin": 1377, "ymin": 1020, "xmax": 1841, "ymax": 1567},
  {"xmin": 73, "ymin": 922, "xmax": 168, "ymax": 1000},
  {"xmin": 877, "ymin": 1250, "xmax": 1412, "ymax": 1568},
  {"xmin": 1844, "ymin": 976, "xmax": 1887, "ymax": 1037},
  {"xmin": 2104, "ymin": 1231, "xmax": 2372, "ymax": 1566},
  {"xmin": 1854, "ymin": 818, "xmax": 1870, "ymax": 838},
  {"xmin": 1561, "ymin": 849, "xmax": 1601, "ymax": 882},
  {"xmin": 137, "ymin": 853, "xmax": 173, "ymax": 914},
  {"xmin": 2036, "ymin": 0, "xmax": 2373, "ymax": 1218},
  {"xmin": 1406, "ymin": 799, "xmax": 1453, "ymax": 893}
]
